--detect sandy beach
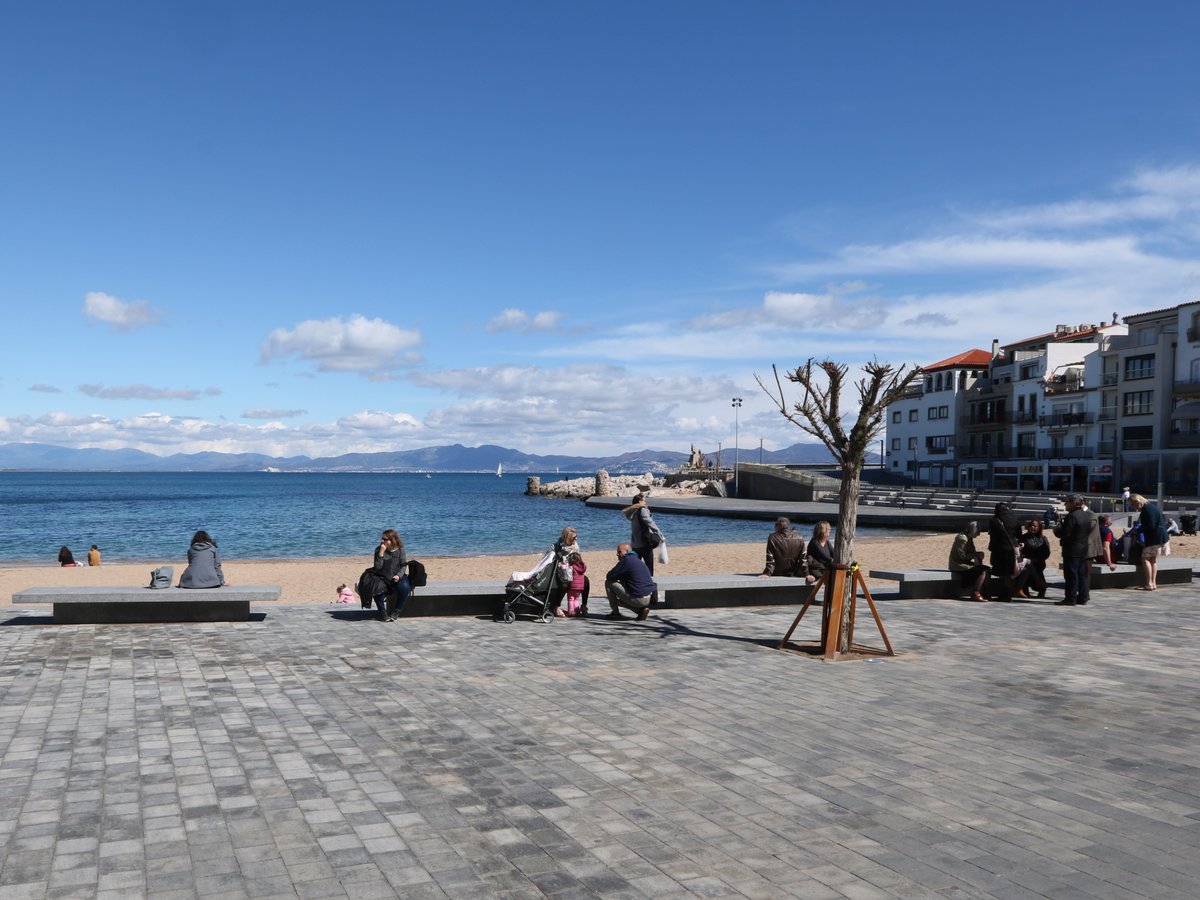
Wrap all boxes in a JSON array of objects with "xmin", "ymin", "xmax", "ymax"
[{"xmin": 9, "ymin": 530, "xmax": 1196, "ymax": 604}]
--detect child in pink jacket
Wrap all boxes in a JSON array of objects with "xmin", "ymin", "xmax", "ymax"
[{"xmin": 565, "ymin": 552, "xmax": 587, "ymax": 616}]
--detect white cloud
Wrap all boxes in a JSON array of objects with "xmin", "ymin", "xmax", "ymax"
[
  {"xmin": 243, "ymin": 408, "xmax": 307, "ymax": 420},
  {"xmin": 29, "ymin": 384, "xmax": 62, "ymax": 393},
  {"xmin": 82, "ymin": 291, "xmax": 163, "ymax": 330},
  {"xmin": 485, "ymin": 308, "xmax": 564, "ymax": 333},
  {"xmin": 260, "ymin": 314, "xmax": 422, "ymax": 377},
  {"xmin": 78, "ymin": 383, "xmax": 221, "ymax": 401}
]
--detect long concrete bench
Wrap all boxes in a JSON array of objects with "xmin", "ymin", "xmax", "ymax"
[
  {"xmin": 869, "ymin": 558, "xmax": 1195, "ymax": 600},
  {"xmin": 400, "ymin": 574, "xmax": 817, "ymax": 618},
  {"xmin": 12, "ymin": 585, "xmax": 283, "ymax": 624}
]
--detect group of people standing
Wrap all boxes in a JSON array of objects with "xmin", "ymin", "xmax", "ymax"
[{"xmin": 950, "ymin": 493, "xmax": 1170, "ymax": 605}]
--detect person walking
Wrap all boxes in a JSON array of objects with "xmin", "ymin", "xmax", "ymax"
[{"xmin": 1053, "ymin": 495, "xmax": 1094, "ymax": 606}]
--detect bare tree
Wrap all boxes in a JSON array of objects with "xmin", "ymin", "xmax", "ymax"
[{"xmin": 757, "ymin": 358, "xmax": 922, "ymax": 565}]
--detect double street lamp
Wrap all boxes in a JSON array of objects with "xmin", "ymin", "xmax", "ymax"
[{"xmin": 731, "ymin": 397, "xmax": 743, "ymax": 497}]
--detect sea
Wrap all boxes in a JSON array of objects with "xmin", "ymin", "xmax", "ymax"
[{"xmin": 0, "ymin": 471, "xmax": 875, "ymax": 566}]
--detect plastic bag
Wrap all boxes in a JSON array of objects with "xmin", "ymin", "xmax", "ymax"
[{"xmin": 657, "ymin": 541, "xmax": 669, "ymax": 565}]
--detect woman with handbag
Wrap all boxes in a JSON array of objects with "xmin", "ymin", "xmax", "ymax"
[{"xmin": 623, "ymin": 493, "xmax": 663, "ymax": 575}]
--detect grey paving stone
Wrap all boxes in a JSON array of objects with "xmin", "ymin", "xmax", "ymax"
[{"xmin": 5, "ymin": 596, "xmax": 1200, "ymax": 897}]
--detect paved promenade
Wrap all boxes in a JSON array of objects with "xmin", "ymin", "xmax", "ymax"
[{"xmin": 2, "ymin": 588, "xmax": 1200, "ymax": 898}]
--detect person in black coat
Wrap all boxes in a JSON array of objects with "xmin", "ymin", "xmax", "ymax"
[
  {"xmin": 987, "ymin": 503, "xmax": 1022, "ymax": 601},
  {"xmin": 1053, "ymin": 495, "xmax": 1095, "ymax": 606},
  {"xmin": 1013, "ymin": 519, "xmax": 1051, "ymax": 599}
]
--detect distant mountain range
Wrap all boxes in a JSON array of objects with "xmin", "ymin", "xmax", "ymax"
[{"xmin": 0, "ymin": 441, "xmax": 842, "ymax": 473}]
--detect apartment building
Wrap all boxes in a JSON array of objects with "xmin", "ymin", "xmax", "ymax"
[
  {"xmin": 884, "ymin": 350, "xmax": 990, "ymax": 486},
  {"xmin": 1104, "ymin": 301, "xmax": 1200, "ymax": 494},
  {"xmin": 886, "ymin": 319, "xmax": 1127, "ymax": 492}
]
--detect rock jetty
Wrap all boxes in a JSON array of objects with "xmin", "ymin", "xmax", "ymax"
[{"xmin": 525, "ymin": 470, "xmax": 726, "ymax": 500}]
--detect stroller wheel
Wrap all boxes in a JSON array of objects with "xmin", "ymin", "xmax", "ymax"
[
  {"xmin": 540, "ymin": 610, "xmax": 555, "ymax": 623},
  {"xmin": 502, "ymin": 609, "xmax": 516, "ymax": 624}
]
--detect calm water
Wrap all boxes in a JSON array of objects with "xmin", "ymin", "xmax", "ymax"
[{"xmin": 0, "ymin": 471, "xmax": 875, "ymax": 565}]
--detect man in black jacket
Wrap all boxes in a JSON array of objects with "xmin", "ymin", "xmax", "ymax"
[{"xmin": 1054, "ymin": 494, "xmax": 1095, "ymax": 606}]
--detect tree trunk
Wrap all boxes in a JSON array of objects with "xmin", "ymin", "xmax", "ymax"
[{"xmin": 834, "ymin": 458, "xmax": 862, "ymax": 565}]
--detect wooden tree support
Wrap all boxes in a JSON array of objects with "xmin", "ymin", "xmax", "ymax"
[{"xmin": 778, "ymin": 563, "xmax": 895, "ymax": 661}]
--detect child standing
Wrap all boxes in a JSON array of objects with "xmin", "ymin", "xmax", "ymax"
[
  {"xmin": 335, "ymin": 583, "xmax": 355, "ymax": 604},
  {"xmin": 565, "ymin": 552, "xmax": 587, "ymax": 616}
]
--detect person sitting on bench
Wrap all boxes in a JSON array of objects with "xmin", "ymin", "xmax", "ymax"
[{"xmin": 948, "ymin": 521, "xmax": 990, "ymax": 602}]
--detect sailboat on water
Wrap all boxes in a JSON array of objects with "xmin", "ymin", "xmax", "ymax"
[{"xmin": 496, "ymin": 463, "xmax": 503, "ymax": 478}]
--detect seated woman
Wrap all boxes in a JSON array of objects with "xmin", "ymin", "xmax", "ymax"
[
  {"xmin": 1013, "ymin": 519, "xmax": 1051, "ymax": 599},
  {"xmin": 948, "ymin": 521, "xmax": 990, "ymax": 602},
  {"xmin": 179, "ymin": 530, "xmax": 226, "ymax": 588},
  {"xmin": 58, "ymin": 546, "xmax": 78, "ymax": 567},
  {"xmin": 357, "ymin": 529, "xmax": 410, "ymax": 621},
  {"xmin": 806, "ymin": 521, "xmax": 834, "ymax": 583}
]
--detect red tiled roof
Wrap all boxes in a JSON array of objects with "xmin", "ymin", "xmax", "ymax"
[{"xmin": 922, "ymin": 349, "xmax": 992, "ymax": 371}]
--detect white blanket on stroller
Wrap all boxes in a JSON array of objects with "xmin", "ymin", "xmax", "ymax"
[{"xmin": 507, "ymin": 549, "xmax": 556, "ymax": 588}]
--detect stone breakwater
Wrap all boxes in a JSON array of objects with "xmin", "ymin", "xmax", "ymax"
[{"xmin": 525, "ymin": 470, "xmax": 726, "ymax": 500}]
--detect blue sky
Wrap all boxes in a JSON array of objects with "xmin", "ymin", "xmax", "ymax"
[{"xmin": 4, "ymin": 1, "xmax": 1200, "ymax": 458}]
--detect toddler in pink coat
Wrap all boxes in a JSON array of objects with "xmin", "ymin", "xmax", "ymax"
[{"xmin": 565, "ymin": 553, "xmax": 587, "ymax": 616}]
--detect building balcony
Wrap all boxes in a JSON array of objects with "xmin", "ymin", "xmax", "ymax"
[
  {"xmin": 1039, "ymin": 411, "xmax": 1095, "ymax": 428},
  {"xmin": 958, "ymin": 448, "xmax": 1006, "ymax": 460},
  {"xmin": 1122, "ymin": 439, "xmax": 1154, "ymax": 451},
  {"xmin": 1014, "ymin": 446, "xmax": 1038, "ymax": 459},
  {"xmin": 1097, "ymin": 441, "xmax": 1115, "ymax": 455},
  {"xmin": 1012, "ymin": 409, "xmax": 1039, "ymax": 424},
  {"xmin": 1036, "ymin": 447, "xmax": 1096, "ymax": 460},
  {"xmin": 1174, "ymin": 378, "xmax": 1200, "ymax": 398},
  {"xmin": 1102, "ymin": 372, "xmax": 1118, "ymax": 386},
  {"xmin": 959, "ymin": 412, "xmax": 1010, "ymax": 427},
  {"xmin": 1044, "ymin": 377, "xmax": 1087, "ymax": 395},
  {"xmin": 1168, "ymin": 433, "xmax": 1200, "ymax": 448},
  {"xmin": 1098, "ymin": 406, "xmax": 1117, "ymax": 421},
  {"xmin": 923, "ymin": 446, "xmax": 952, "ymax": 455}
]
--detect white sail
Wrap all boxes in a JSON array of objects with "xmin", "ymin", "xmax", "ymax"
[{"xmin": 497, "ymin": 463, "xmax": 503, "ymax": 477}]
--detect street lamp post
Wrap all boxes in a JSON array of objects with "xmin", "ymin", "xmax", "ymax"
[{"xmin": 732, "ymin": 397, "xmax": 743, "ymax": 497}]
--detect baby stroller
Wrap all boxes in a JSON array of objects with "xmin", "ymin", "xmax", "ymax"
[{"xmin": 499, "ymin": 547, "xmax": 570, "ymax": 623}]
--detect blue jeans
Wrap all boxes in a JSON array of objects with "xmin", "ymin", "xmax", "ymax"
[{"xmin": 375, "ymin": 575, "xmax": 411, "ymax": 618}]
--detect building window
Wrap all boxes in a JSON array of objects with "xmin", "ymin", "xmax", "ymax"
[
  {"xmin": 908, "ymin": 409, "xmax": 918, "ymax": 421},
  {"xmin": 1123, "ymin": 390, "xmax": 1154, "ymax": 416},
  {"xmin": 892, "ymin": 411, "xmax": 901, "ymax": 423},
  {"xmin": 1020, "ymin": 363, "xmax": 1038, "ymax": 380},
  {"xmin": 1124, "ymin": 354, "xmax": 1155, "ymax": 381},
  {"xmin": 908, "ymin": 437, "xmax": 917, "ymax": 450},
  {"xmin": 1122, "ymin": 425, "xmax": 1153, "ymax": 450},
  {"xmin": 891, "ymin": 438, "xmax": 900, "ymax": 450}
]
